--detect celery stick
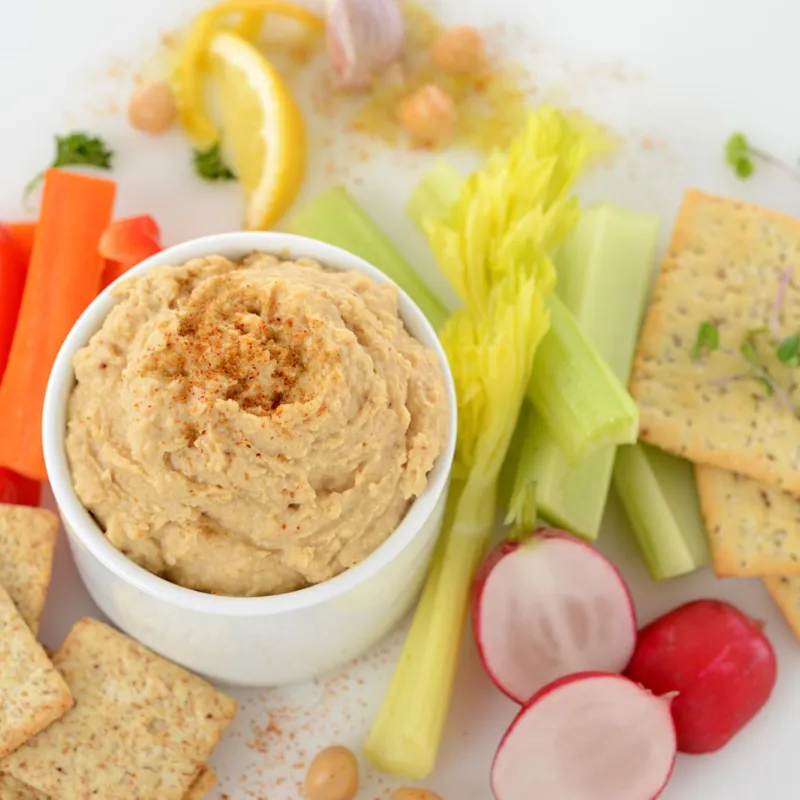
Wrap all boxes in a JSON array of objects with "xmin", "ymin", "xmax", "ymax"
[
  {"xmin": 285, "ymin": 186, "xmax": 450, "ymax": 330},
  {"xmin": 613, "ymin": 443, "xmax": 711, "ymax": 579},
  {"xmin": 528, "ymin": 293, "xmax": 639, "ymax": 463},
  {"xmin": 509, "ymin": 205, "xmax": 659, "ymax": 538},
  {"xmin": 409, "ymin": 163, "xmax": 638, "ymax": 463}
]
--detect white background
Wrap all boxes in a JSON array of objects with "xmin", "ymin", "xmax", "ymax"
[{"xmin": 2, "ymin": 0, "xmax": 800, "ymax": 797}]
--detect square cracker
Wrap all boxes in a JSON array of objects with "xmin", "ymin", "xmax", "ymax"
[
  {"xmin": 0, "ymin": 767, "xmax": 217, "ymax": 800},
  {"xmin": 630, "ymin": 189, "xmax": 800, "ymax": 494},
  {"xmin": 0, "ymin": 619, "xmax": 237, "ymax": 800},
  {"xmin": 696, "ymin": 465, "xmax": 800, "ymax": 577},
  {"xmin": 0, "ymin": 505, "xmax": 58, "ymax": 634},
  {"xmin": 0, "ymin": 586, "xmax": 73, "ymax": 759}
]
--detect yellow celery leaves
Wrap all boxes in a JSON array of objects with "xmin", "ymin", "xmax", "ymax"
[
  {"xmin": 424, "ymin": 106, "xmax": 588, "ymax": 311},
  {"xmin": 442, "ymin": 265, "xmax": 553, "ymax": 482},
  {"xmin": 173, "ymin": 0, "xmax": 324, "ymax": 145}
]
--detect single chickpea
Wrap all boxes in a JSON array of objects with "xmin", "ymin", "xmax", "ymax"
[
  {"xmin": 431, "ymin": 26, "xmax": 486, "ymax": 76},
  {"xmin": 396, "ymin": 85, "xmax": 457, "ymax": 146},
  {"xmin": 390, "ymin": 789, "xmax": 444, "ymax": 800},
  {"xmin": 127, "ymin": 81, "xmax": 177, "ymax": 135},
  {"xmin": 305, "ymin": 745, "xmax": 359, "ymax": 800}
]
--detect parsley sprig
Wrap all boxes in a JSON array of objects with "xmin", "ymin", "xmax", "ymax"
[
  {"xmin": 25, "ymin": 132, "xmax": 114, "ymax": 200},
  {"xmin": 192, "ymin": 142, "xmax": 237, "ymax": 182}
]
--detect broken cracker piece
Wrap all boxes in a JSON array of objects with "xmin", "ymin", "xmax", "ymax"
[
  {"xmin": 764, "ymin": 574, "xmax": 800, "ymax": 643},
  {"xmin": 0, "ymin": 505, "xmax": 58, "ymax": 634},
  {"xmin": 185, "ymin": 766, "xmax": 216, "ymax": 800},
  {"xmin": 630, "ymin": 189, "xmax": 800, "ymax": 494},
  {"xmin": 0, "ymin": 773, "xmax": 47, "ymax": 799},
  {"xmin": 0, "ymin": 618, "xmax": 236, "ymax": 800},
  {"xmin": 0, "ymin": 586, "xmax": 73, "ymax": 759},
  {"xmin": 696, "ymin": 465, "xmax": 800, "ymax": 577}
]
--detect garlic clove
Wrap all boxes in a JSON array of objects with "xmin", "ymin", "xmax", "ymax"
[{"xmin": 325, "ymin": 0, "xmax": 405, "ymax": 90}]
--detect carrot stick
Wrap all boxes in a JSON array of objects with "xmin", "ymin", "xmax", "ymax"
[
  {"xmin": 3, "ymin": 221, "xmax": 37, "ymax": 262},
  {"xmin": 0, "ymin": 227, "xmax": 28, "ymax": 379},
  {"xmin": 0, "ymin": 168, "xmax": 116, "ymax": 480}
]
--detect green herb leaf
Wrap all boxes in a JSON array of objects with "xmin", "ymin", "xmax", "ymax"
[
  {"xmin": 740, "ymin": 326, "xmax": 768, "ymax": 366},
  {"xmin": 692, "ymin": 321, "xmax": 719, "ymax": 360},
  {"xmin": 776, "ymin": 334, "xmax": 800, "ymax": 365},
  {"xmin": 25, "ymin": 131, "xmax": 114, "ymax": 200},
  {"xmin": 725, "ymin": 132, "xmax": 754, "ymax": 180},
  {"xmin": 757, "ymin": 376, "xmax": 776, "ymax": 396},
  {"xmin": 192, "ymin": 142, "xmax": 236, "ymax": 182}
]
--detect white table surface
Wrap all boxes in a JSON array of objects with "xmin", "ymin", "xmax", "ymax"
[{"xmin": 3, "ymin": 0, "xmax": 800, "ymax": 797}]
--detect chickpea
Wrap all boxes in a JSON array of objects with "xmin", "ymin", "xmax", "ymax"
[
  {"xmin": 127, "ymin": 81, "xmax": 177, "ymax": 135},
  {"xmin": 305, "ymin": 745, "xmax": 359, "ymax": 800},
  {"xmin": 390, "ymin": 789, "xmax": 444, "ymax": 800},
  {"xmin": 396, "ymin": 85, "xmax": 457, "ymax": 146},
  {"xmin": 431, "ymin": 26, "xmax": 486, "ymax": 76}
]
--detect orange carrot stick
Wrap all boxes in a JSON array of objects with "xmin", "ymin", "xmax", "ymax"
[
  {"xmin": 4, "ymin": 221, "xmax": 37, "ymax": 263},
  {"xmin": 0, "ymin": 169, "xmax": 116, "ymax": 480}
]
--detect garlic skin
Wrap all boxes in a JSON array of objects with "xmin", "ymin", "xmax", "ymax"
[{"xmin": 325, "ymin": 0, "xmax": 405, "ymax": 89}]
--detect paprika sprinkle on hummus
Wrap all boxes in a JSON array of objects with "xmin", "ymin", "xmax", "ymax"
[{"xmin": 65, "ymin": 253, "xmax": 448, "ymax": 597}]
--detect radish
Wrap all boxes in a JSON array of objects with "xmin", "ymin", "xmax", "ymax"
[
  {"xmin": 471, "ymin": 529, "xmax": 637, "ymax": 703},
  {"xmin": 491, "ymin": 672, "xmax": 677, "ymax": 800},
  {"xmin": 624, "ymin": 599, "xmax": 777, "ymax": 754}
]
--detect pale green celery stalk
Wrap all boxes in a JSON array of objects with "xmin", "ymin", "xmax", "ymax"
[
  {"xmin": 613, "ymin": 443, "xmax": 710, "ymax": 579},
  {"xmin": 527, "ymin": 293, "xmax": 639, "ymax": 463},
  {"xmin": 408, "ymin": 164, "xmax": 638, "ymax": 464},
  {"xmin": 285, "ymin": 186, "xmax": 450, "ymax": 331},
  {"xmin": 509, "ymin": 205, "xmax": 659, "ymax": 539},
  {"xmin": 365, "ymin": 476, "xmax": 495, "ymax": 777}
]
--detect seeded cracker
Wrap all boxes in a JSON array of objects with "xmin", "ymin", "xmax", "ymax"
[
  {"xmin": 0, "ymin": 586, "xmax": 73, "ymax": 759},
  {"xmin": 0, "ymin": 766, "xmax": 216, "ymax": 799},
  {"xmin": 0, "ymin": 619, "xmax": 237, "ymax": 800},
  {"xmin": 630, "ymin": 190, "xmax": 800, "ymax": 494},
  {"xmin": 695, "ymin": 465, "xmax": 800, "ymax": 576},
  {"xmin": 0, "ymin": 505, "xmax": 58, "ymax": 634}
]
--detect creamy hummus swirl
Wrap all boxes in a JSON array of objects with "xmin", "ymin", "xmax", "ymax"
[{"xmin": 65, "ymin": 253, "xmax": 448, "ymax": 596}]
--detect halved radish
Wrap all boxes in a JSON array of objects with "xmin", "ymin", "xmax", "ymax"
[
  {"xmin": 491, "ymin": 672, "xmax": 677, "ymax": 800},
  {"xmin": 625, "ymin": 599, "xmax": 777, "ymax": 754},
  {"xmin": 472, "ymin": 529, "xmax": 637, "ymax": 703}
]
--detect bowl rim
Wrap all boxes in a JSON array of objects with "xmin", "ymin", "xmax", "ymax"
[{"xmin": 43, "ymin": 231, "xmax": 457, "ymax": 617}]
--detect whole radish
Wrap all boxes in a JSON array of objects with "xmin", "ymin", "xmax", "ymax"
[
  {"xmin": 472, "ymin": 529, "xmax": 637, "ymax": 704},
  {"xmin": 624, "ymin": 599, "xmax": 777, "ymax": 754},
  {"xmin": 491, "ymin": 672, "xmax": 677, "ymax": 800}
]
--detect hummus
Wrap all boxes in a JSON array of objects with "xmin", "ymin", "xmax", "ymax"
[{"xmin": 65, "ymin": 253, "xmax": 448, "ymax": 597}]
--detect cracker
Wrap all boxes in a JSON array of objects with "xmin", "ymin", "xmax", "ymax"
[
  {"xmin": 0, "ymin": 586, "xmax": 73, "ymax": 759},
  {"xmin": 0, "ymin": 505, "xmax": 58, "ymax": 634},
  {"xmin": 185, "ymin": 766, "xmax": 216, "ymax": 800},
  {"xmin": 696, "ymin": 465, "xmax": 800, "ymax": 577},
  {"xmin": 0, "ymin": 619, "xmax": 237, "ymax": 800},
  {"xmin": 0, "ymin": 767, "xmax": 217, "ymax": 800},
  {"xmin": 764, "ymin": 574, "xmax": 800, "ymax": 642},
  {"xmin": 630, "ymin": 189, "xmax": 800, "ymax": 494}
]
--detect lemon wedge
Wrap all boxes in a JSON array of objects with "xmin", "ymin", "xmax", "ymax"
[
  {"xmin": 173, "ymin": 0, "xmax": 323, "ymax": 146},
  {"xmin": 208, "ymin": 31, "xmax": 307, "ymax": 230}
]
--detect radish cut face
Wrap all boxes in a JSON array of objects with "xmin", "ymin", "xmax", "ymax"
[
  {"xmin": 491, "ymin": 673, "xmax": 677, "ymax": 800},
  {"xmin": 473, "ymin": 533, "xmax": 637, "ymax": 703}
]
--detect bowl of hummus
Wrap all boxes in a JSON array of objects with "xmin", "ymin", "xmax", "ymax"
[{"xmin": 43, "ymin": 232, "xmax": 456, "ymax": 686}]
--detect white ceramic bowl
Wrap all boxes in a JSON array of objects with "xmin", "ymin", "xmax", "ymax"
[{"xmin": 43, "ymin": 232, "xmax": 457, "ymax": 687}]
